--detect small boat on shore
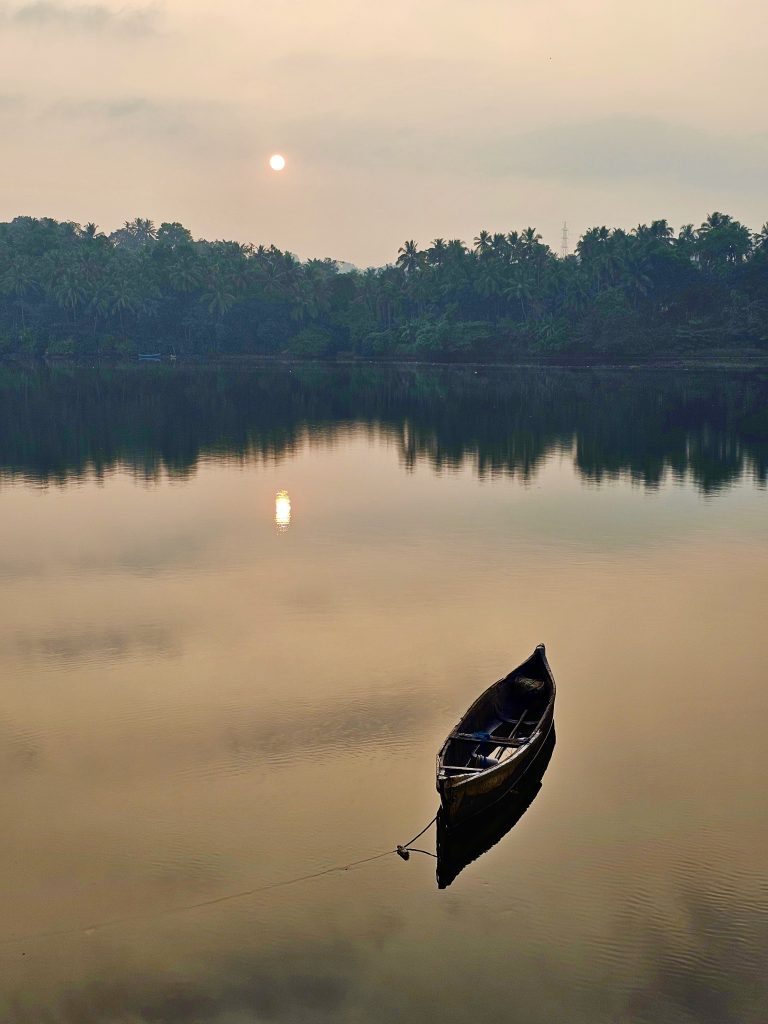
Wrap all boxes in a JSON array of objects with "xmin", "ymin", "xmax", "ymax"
[
  {"xmin": 436, "ymin": 725, "xmax": 556, "ymax": 888},
  {"xmin": 436, "ymin": 644, "xmax": 556, "ymax": 826}
]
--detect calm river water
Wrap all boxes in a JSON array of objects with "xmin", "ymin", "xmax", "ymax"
[{"xmin": 1, "ymin": 364, "xmax": 767, "ymax": 1023}]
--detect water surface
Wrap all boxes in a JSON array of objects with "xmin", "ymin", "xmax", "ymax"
[{"xmin": 1, "ymin": 364, "xmax": 767, "ymax": 1023}]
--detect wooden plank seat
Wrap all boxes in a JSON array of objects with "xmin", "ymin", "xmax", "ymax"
[
  {"xmin": 509, "ymin": 715, "xmax": 538, "ymax": 739},
  {"xmin": 450, "ymin": 732, "xmax": 526, "ymax": 747},
  {"xmin": 444, "ymin": 714, "xmax": 542, "ymax": 775}
]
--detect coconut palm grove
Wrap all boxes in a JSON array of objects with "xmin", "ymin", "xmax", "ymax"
[{"xmin": 1, "ymin": 213, "xmax": 767, "ymax": 361}]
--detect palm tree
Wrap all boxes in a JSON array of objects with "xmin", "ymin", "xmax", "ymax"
[
  {"xmin": 202, "ymin": 263, "xmax": 237, "ymax": 319},
  {"xmin": 0, "ymin": 255, "xmax": 36, "ymax": 332},
  {"xmin": 379, "ymin": 265, "xmax": 403, "ymax": 327},
  {"xmin": 506, "ymin": 231, "xmax": 522, "ymax": 261},
  {"xmin": 619, "ymin": 253, "xmax": 652, "ymax": 310},
  {"xmin": 446, "ymin": 239, "xmax": 468, "ymax": 258},
  {"xmin": 561, "ymin": 265, "xmax": 591, "ymax": 316},
  {"xmin": 504, "ymin": 274, "xmax": 533, "ymax": 322},
  {"xmin": 88, "ymin": 279, "xmax": 113, "ymax": 333},
  {"xmin": 169, "ymin": 255, "xmax": 201, "ymax": 293},
  {"xmin": 697, "ymin": 212, "xmax": 753, "ymax": 269},
  {"xmin": 396, "ymin": 240, "xmax": 421, "ymax": 276},
  {"xmin": 491, "ymin": 233, "xmax": 509, "ymax": 260},
  {"xmin": 634, "ymin": 220, "xmax": 673, "ymax": 244},
  {"xmin": 354, "ymin": 267, "xmax": 380, "ymax": 322},
  {"xmin": 426, "ymin": 238, "xmax": 447, "ymax": 267},
  {"xmin": 302, "ymin": 259, "xmax": 336, "ymax": 319},
  {"xmin": 475, "ymin": 258, "xmax": 505, "ymax": 318},
  {"xmin": 520, "ymin": 227, "xmax": 543, "ymax": 257},
  {"xmin": 649, "ymin": 219, "xmax": 673, "ymax": 241},
  {"xmin": 473, "ymin": 230, "xmax": 492, "ymax": 258},
  {"xmin": 49, "ymin": 258, "xmax": 87, "ymax": 326},
  {"xmin": 576, "ymin": 226, "xmax": 613, "ymax": 293},
  {"xmin": 80, "ymin": 222, "xmax": 105, "ymax": 242},
  {"xmin": 675, "ymin": 224, "xmax": 697, "ymax": 262},
  {"xmin": 109, "ymin": 269, "xmax": 143, "ymax": 334},
  {"xmin": 133, "ymin": 218, "xmax": 157, "ymax": 245},
  {"xmin": 110, "ymin": 218, "xmax": 157, "ymax": 251}
]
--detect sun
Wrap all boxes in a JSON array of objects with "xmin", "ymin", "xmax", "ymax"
[{"xmin": 269, "ymin": 154, "xmax": 286, "ymax": 172}]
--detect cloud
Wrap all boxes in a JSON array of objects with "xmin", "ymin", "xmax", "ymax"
[
  {"xmin": 33, "ymin": 94, "xmax": 253, "ymax": 153},
  {"xmin": 3, "ymin": 1, "xmax": 159, "ymax": 34},
  {"xmin": 15, "ymin": 81, "xmax": 768, "ymax": 200},
  {"xmin": 0, "ymin": 94, "xmax": 26, "ymax": 122},
  {"xmin": 50, "ymin": 96, "xmax": 193, "ymax": 138},
  {"xmin": 276, "ymin": 112, "xmax": 768, "ymax": 194},
  {"xmin": 491, "ymin": 117, "xmax": 768, "ymax": 190}
]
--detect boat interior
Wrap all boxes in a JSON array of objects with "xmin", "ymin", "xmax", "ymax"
[{"xmin": 439, "ymin": 659, "xmax": 553, "ymax": 776}]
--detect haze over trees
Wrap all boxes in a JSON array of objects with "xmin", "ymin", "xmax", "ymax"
[{"xmin": 0, "ymin": 213, "xmax": 766, "ymax": 361}]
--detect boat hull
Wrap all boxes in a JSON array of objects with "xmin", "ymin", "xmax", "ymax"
[
  {"xmin": 436, "ymin": 725, "xmax": 556, "ymax": 887},
  {"xmin": 437, "ymin": 706, "xmax": 554, "ymax": 825},
  {"xmin": 436, "ymin": 645, "xmax": 556, "ymax": 827}
]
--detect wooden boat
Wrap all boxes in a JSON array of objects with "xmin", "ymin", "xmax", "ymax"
[
  {"xmin": 436, "ymin": 725, "xmax": 555, "ymax": 888},
  {"xmin": 436, "ymin": 644, "xmax": 556, "ymax": 825}
]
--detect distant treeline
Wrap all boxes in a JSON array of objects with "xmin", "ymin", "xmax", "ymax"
[
  {"xmin": 0, "ymin": 214, "xmax": 767, "ymax": 361},
  {"xmin": 1, "ymin": 364, "xmax": 766, "ymax": 493}
]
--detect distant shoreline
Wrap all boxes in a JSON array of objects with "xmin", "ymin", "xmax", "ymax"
[
  {"xmin": 217, "ymin": 351, "xmax": 768, "ymax": 372},
  {"xmin": 4, "ymin": 350, "xmax": 768, "ymax": 374}
]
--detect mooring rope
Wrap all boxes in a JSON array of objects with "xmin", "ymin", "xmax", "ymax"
[
  {"xmin": 1, "ymin": 813, "xmax": 439, "ymax": 950},
  {"xmin": 396, "ymin": 812, "xmax": 438, "ymax": 861},
  {"xmin": 0, "ymin": 850, "xmax": 395, "ymax": 949}
]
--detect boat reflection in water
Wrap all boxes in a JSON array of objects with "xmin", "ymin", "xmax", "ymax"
[{"xmin": 436, "ymin": 725, "xmax": 556, "ymax": 889}]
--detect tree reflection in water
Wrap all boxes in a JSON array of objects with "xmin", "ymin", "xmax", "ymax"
[{"xmin": 0, "ymin": 364, "xmax": 766, "ymax": 492}]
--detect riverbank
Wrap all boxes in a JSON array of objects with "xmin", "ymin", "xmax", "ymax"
[
  {"xmin": 218, "ymin": 350, "xmax": 768, "ymax": 372},
  {"xmin": 4, "ymin": 348, "xmax": 768, "ymax": 373}
]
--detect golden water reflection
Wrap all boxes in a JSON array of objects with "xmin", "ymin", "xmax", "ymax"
[
  {"xmin": 275, "ymin": 489, "xmax": 291, "ymax": 530},
  {"xmin": 1, "ymin": 430, "xmax": 767, "ymax": 1023}
]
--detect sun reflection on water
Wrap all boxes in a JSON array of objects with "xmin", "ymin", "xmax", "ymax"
[{"xmin": 275, "ymin": 490, "xmax": 291, "ymax": 530}]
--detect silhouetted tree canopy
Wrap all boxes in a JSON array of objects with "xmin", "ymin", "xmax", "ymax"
[{"xmin": 0, "ymin": 214, "xmax": 767, "ymax": 361}]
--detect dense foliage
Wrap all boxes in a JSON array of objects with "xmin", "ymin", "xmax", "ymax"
[{"xmin": 0, "ymin": 214, "xmax": 767, "ymax": 361}]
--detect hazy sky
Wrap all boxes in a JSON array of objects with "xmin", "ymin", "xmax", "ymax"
[{"xmin": 1, "ymin": 0, "xmax": 766, "ymax": 265}]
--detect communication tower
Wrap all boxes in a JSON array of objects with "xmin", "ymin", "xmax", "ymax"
[{"xmin": 561, "ymin": 221, "xmax": 569, "ymax": 259}]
